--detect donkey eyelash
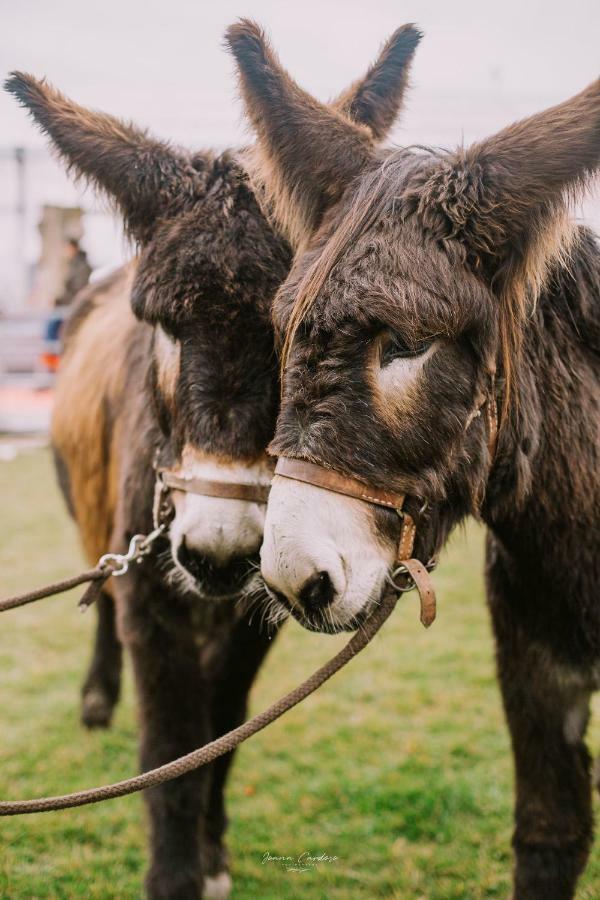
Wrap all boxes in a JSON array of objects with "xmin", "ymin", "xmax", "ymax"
[{"xmin": 380, "ymin": 332, "xmax": 434, "ymax": 366}]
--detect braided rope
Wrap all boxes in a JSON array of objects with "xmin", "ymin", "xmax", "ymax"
[
  {"xmin": 0, "ymin": 590, "xmax": 397, "ymax": 816},
  {"xmin": 0, "ymin": 567, "xmax": 107, "ymax": 613}
]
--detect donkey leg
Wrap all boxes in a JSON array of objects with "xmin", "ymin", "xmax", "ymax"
[
  {"xmin": 126, "ymin": 586, "xmax": 212, "ymax": 900},
  {"xmin": 488, "ymin": 558, "xmax": 593, "ymax": 899},
  {"xmin": 201, "ymin": 617, "xmax": 276, "ymax": 899},
  {"xmin": 500, "ymin": 657, "xmax": 592, "ymax": 900},
  {"xmin": 81, "ymin": 590, "xmax": 122, "ymax": 728}
]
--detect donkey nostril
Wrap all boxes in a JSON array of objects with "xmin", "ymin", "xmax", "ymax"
[
  {"xmin": 298, "ymin": 571, "xmax": 336, "ymax": 612},
  {"xmin": 176, "ymin": 540, "xmax": 252, "ymax": 593},
  {"xmin": 177, "ymin": 541, "xmax": 213, "ymax": 581}
]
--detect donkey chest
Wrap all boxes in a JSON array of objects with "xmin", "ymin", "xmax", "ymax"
[{"xmin": 186, "ymin": 596, "xmax": 241, "ymax": 642}]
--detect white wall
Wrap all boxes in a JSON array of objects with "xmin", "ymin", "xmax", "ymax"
[{"xmin": 1, "ymin": 0, "xmax": 598, "ymax": 307}]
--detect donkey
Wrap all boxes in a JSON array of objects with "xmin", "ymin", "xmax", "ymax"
[
  {"xmin": 227, "ymin": 21, "xmax": 600, "ymax": 899},
  {"xmin": 5, "ymin": 30, "xmax": 421, "ymax": 898}
]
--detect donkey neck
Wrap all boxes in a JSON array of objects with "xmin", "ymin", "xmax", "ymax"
[{"xmin": 483, "ymin": 226, "xmax": 600, "ymax": 574}]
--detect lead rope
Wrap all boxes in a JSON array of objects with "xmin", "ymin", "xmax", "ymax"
[
  {"xmin": 0, "ymin": 587, "xmax": 397, "ymax": 816},
  {"xmin": 0, "ymin": 525, "xmax": 168, "ymax": 615},
  {"xmin": 1, "ymin": 436, "xmax": 470, "ymax": 814},
  {"xmin": 0, "ymin": 566, "xmax": 109, "ymax": 614}
]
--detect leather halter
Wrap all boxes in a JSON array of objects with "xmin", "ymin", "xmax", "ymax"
[
  {"xmin": 271, "ymin": 393, "xmax": 499, "ymax": 630},
  {"xmin": 152, "ymin": 392, "xmax": 498, "ymax": 626},
  {"xmin": 273, "ymin": 457, "xmax": 436, "ymax": 628}
]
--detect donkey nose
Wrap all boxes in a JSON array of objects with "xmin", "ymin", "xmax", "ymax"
[
  {"xmin": 298, "ymin": 571, "xmax": 336, "ymax": 612},
  {"xmin": 176, "ymin": 541, "xmax": 249, "ymax": 591}
]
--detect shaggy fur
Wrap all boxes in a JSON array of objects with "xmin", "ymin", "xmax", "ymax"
[
  {"xmin": 5, "ymin": 34, "xmax": 421, "ymax": 897},
  {"xmin": 227, "ymin": 20, "xmax": 600, "ymax": 899}
]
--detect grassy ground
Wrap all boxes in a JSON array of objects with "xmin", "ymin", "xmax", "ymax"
[{"xmin": 1, "ymin": 449, "xmax": 599, "ymax": 899}]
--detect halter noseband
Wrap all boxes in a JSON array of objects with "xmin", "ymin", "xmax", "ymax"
[
  {"xmin": 158, "ymin": 470, "xmax": 271, "ymax": 504},
  {"xmin": 152, "ymin": 466, "xmax": 271, "ymax": 533}
]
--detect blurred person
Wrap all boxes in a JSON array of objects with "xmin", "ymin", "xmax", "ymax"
[
  {"xmin": 41, "ymin": 238, "xmax": 91, "ymax": 373},
  {"xmin": 56, "ymin": 237, "xmax": 91, "ymax": 307}
]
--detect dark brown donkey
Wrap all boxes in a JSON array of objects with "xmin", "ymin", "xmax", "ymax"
[
  {"xmin": 5, "ymin": 31, "xmax": 421, "ymax": 898},
  {"xmin": 227, "ymin": 21, "xmax": 600, "ymax": 899}
]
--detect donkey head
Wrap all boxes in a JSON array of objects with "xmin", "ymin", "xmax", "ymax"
[
  {"xmin": 5, "ymin": 73, "xmax": 288, "ymax": 596},
  {"xmin": 227, "ymin": 20, "xmax": 600, "ymax": 629},
  {"xmin": 6, "ymin": 24, "xmax": 422, "ymax": 598}
]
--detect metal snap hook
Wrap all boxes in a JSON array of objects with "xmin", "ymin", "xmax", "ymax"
[{"xmin": 98, "ymin": 525, "xmax": 167, "ymax": 577}]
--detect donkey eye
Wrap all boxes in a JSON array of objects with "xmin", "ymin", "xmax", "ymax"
[{"xmin": 380, "ymin": 332, "xmax": 433, "ymax": 366}]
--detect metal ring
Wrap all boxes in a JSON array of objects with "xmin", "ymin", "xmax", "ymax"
[{"xmin": 388, "ymin": 558, "xmax": 437, "ymax": 595}]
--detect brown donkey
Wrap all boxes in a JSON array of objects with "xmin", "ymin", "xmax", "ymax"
[
  {"xmin": 5, "ymin": 31, "xmax": 421, "ymax": 898},
  {"xmin": 227, "ymin": 21, "xmax": 600, "ymax": 899}
]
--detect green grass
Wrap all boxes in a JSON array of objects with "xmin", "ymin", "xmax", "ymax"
[{"xmin": 1, "ymin": 448, "xmax": 599, "ymax": 898}]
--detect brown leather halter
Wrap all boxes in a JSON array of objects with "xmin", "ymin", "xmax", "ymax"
[
  {"xmin": 273, "ymin": 457, "xmax": 437, "ymax": 628},
  {"xmin": 270, "ymin": 392, "xmax": 499, "ymax": 629},
  {"xmin": 152, "ymin": 391, "xmax": 498, "ymax": 626}
]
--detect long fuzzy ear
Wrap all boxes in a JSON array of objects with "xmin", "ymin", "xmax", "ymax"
[
  {"xmin": 4, "ymin": 72, "xmax": 201, "ymax": 242},
  {"xmin": 332, "ymin": 24, "xmax": 422, "ymax": 140},
  {"xmin": 225, "ymin": 19, "xmax": 376, "ymax": 248},
  {"xmin": 418, "ymin": 78, "xmax": 600, "ymax": 410},
  {"xmin": 422, "ymin": 79, "xmax": 600, "ymax": 306}
]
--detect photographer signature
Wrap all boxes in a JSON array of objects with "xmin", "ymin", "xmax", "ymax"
[{"xmin": 262, "ymin": 850, "xmax": 338, "ymax": 873}]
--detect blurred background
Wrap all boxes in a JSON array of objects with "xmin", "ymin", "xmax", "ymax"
[
  {"xmin": 0, "ymin": 0, "xmax": 599, "ymax": 442},
  {"xmin": 1, "ymin": 4, "xmax": 600, "ymax": 896}
]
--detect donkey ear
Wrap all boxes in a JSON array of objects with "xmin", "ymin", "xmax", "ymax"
[
  {"xmin": 332, "ymin": 24, "xmax": 422, "ymax": 140},
  {"xmin": 4, "ymin": 72, "xmax": 200, "ymax": 242},
  {"xmin": 422, "ymin": 79, "xmax": 600, "ymax": 306},
  {"xmin": 225, "ymin": 19, "xmax": 376, "ymax": 248}
]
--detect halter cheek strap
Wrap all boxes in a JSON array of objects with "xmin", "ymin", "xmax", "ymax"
[{"xmin": 273, "ymin": 457, "xmax": 437, "ymax": 628}]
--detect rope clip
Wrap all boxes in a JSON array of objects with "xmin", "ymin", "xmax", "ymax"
[{"xmin": 98, "ymin": 524, "xmax": 167, "ymax": 578}]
